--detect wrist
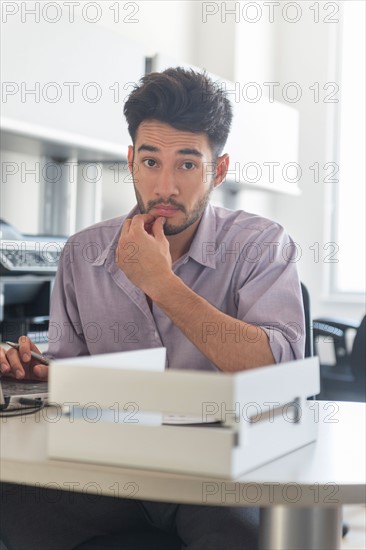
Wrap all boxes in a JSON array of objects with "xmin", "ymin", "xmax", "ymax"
[{"xmin": 147, "ymin": 272, "xmax": 182, "ymax": 304}]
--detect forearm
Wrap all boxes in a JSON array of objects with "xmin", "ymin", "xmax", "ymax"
[{"xmin": 150, "ymin": 274, "xmax": 275, "ymax": 372}]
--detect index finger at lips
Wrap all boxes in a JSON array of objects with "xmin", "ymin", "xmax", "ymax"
[{"xmin": 130, "ymin": 213, "xmax": 155, "ymax": 228}]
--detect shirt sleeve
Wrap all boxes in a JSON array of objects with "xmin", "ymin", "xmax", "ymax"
[
  {"xmin": 234, "ymin": 223, "xmax": 305, "ymax": 363},
  {"xmin": 44, "ymin": 238, "xmax": 89, "ymax": 360}
]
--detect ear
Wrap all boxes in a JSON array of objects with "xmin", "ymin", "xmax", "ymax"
[
  {"xmin": 214, "ymin": 154, "xmax": 229, "ymax": 189},
  {"xmin": 127, "ymin": 145, "xmax": 134, "ymax": 173}
]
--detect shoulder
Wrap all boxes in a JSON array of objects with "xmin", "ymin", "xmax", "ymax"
[
  {"xmin": 59, "ymin": 215, "xmax": 127, "ymax": 265},
  {"xmin": 211, "ymin": 205, "xmax": 289, "ymax": 241},
  {"xmin": 68, "ymin": 216, "xmax": 125, "ymax": 242}
]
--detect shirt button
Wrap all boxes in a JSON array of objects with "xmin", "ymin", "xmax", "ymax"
[{"xmin": 154, "ymin": 331, "xmax": 159, "ymax": 338}]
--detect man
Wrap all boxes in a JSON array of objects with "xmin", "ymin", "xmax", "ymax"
[{"xmin": 0, "ymin": 68, "xmax": 305, "ymax": 549}]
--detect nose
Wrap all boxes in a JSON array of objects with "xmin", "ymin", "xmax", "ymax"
[{"xmin": 153, "ymin": 166, "xmax": 179, "ymax": 201}]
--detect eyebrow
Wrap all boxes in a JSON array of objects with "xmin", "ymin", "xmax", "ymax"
[{"xmin": 137, "ymin": 144, "xmax": 203, "ymax": 158}]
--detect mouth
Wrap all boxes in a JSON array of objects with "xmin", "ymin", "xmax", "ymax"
[{"xmin": 151, "ymin": 205, "xmax": 180, "ymax": 217}]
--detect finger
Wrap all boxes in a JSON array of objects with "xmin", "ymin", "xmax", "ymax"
[
  {"xmin": 0, "ymin": 347, "xmax": 11, "ymax": 375},
  {"xmin": 6, "ymin": 348, "xmax": 26, "ymax": 379},
  {"xmin": 144, "ymin": 221, "xmax": 154, "ymax": 235},
  {"xmin": 19, "ymin": 335, "xmax": 40, "ymax": 362},
  {"xmin": 31, "ymin": 364, "xmax": 49, "ymax": 380},
  {"xmin": 18, "ymin": 335, "xmax": 34, "ymax": 363},
  {"xmin": 130, "ymin": 213, "xmax": 156, "ymax": 228},
  {"xmin": 151, "ymin": 217, "xmax": 167, "ymax": 240},
  {"xmin": 120, "ymin": 218, "xmax": 133, "ymax": 238}
]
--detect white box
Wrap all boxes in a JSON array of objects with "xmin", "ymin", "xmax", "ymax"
[{"xmin": 48, "ymin": 354, "xmax": 320, "ymax": 479}]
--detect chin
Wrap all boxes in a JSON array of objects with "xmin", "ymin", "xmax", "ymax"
[
  {"xmin": 163, "ymin": 216, "xmax": 199, "ymax": 236},
  {"xmin": 162, "ymin": 223, "xmax": 184, "ymax": 236}
]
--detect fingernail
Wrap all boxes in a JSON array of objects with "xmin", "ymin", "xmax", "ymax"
[
  {"xmin": 15, "ymin": 370, "xmax": 24, "ymax": 379},
  {"xmin": 23, "ymin": 353, "xmax": 30, "ymax": 362},
  {"xmin": 0, "ymin": 364, "xmax": 9, "ymax": 374}
]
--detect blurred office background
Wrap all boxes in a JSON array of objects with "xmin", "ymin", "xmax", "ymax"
[{"xmin": 1, "ymin": 1, "xmax": 365, "ymax": 342}]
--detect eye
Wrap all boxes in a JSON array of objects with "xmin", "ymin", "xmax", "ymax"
[
  {"xmin": 182, "ymin": 161, "xmax": 196, "ymax": 170},
  {"xmin": 143, "ymin": 159, "xmax": 157, "ymax": 168}
]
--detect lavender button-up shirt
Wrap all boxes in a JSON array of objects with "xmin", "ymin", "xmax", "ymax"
[{"xmin": 46, "ymin": 204, "xmax": 305, "ymax": 371}]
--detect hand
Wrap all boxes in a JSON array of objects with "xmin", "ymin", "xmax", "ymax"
[
  {"xmin": 0, "ymin": 336, "xmax": 48, "ymax": 380},
  {"xmin": 115, "ymin": 214, "xmax": 173, "ymax": 298}
]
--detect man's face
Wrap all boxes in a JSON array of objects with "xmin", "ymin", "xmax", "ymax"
[{"xmin": 127, "ymin": 120, "xmax": 228, "ymax": 236}]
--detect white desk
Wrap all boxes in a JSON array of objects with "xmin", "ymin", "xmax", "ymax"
[{"xmin": 1, "ymin": 401, "xmax": 365, "ymax": 550}]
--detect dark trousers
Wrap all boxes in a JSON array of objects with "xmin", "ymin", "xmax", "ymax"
[{"xmin": 0, "ymin": 483, "xmax": 259, "ymax": 549}]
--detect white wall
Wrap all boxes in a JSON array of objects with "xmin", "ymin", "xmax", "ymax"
[{"xmin": 94, "ymin": 1, "xmax": 198, "ymax": 65}]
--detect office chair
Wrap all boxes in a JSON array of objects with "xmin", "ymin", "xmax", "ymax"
[
  {"xmin": 313, "ymin": 315, "xmax": 366, "ymax": 402},
  {"xmin": 301, "ymin": 282, "xmax": 313, "ymax": 358}
]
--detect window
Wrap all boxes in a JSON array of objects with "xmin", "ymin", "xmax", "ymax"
[{"xmin": 330, "ymin": 1, "xmax": 365, "ymax": 297}]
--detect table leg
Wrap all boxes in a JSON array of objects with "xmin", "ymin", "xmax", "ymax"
[{"xmin": 259, "ymin": 506, "xmax": 342, "ymax": 550}]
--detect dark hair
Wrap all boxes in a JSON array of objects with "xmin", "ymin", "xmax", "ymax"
[{"xmin": 123, "ymin": 67, "xmax": 233, "ymax": 157}]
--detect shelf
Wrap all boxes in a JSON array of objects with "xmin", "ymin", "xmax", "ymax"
[
  {"xmin": 2, "ymin": 16, "xmax": 145, "ymax": 163},
  {"xmin": 1, "ymin": 117, "xmax": 126, "ymax": 162}
]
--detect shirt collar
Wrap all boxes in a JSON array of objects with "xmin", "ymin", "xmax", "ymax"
[
  {"xmin": 186, "ymin": 203, "xmax": 217, "ymax": 269},
  {"xmin": 92, "ymin": 203, "xmax": 217, "ymax": 270}
]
